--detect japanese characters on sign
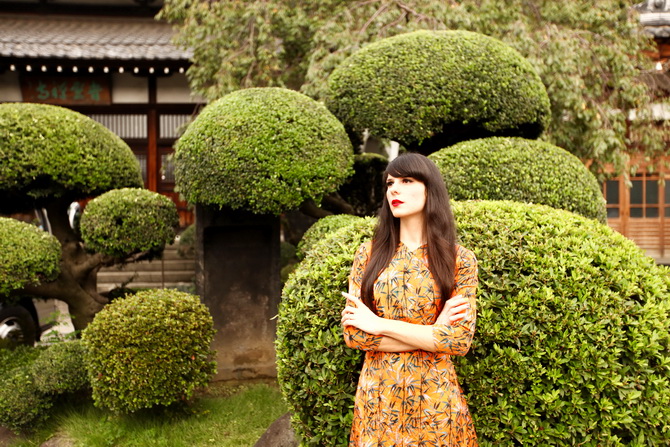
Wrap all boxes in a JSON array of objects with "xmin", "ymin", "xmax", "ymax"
[{"xmin": 20, "ymin": 75, "xmax": 112, "ymax": 105}]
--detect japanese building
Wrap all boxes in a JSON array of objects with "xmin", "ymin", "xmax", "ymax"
[{"xmin": 0, "ymin": 0, "xmax": 202, "ymax": 227}]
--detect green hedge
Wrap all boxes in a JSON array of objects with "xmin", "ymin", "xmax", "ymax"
[
  {"xmin": 31, "ymin": 340, "xmax": 89, "ymax": 395},
  {"xmin": 174, "ymin": 87, "xmax": 354, "ymax": 215},
  {"xmin": 82, "ymin": 289, "xmax": 216, "ymax": 413},
  {"xmin": 296, "ymin": 214, "xmax": 368, "ymax": 260},
  {"xmin": 326, "ymin": 30, "xmax": 551, "ymax": 154},
  {"xmin": 276, "ymin": 201, "xmax": 670, "ymax": 446},
  {"xmin": 0, "ymin": 343, "xmax": 88, "ymax": 433},
  {"xmin": 0, "ymin": 103, "xmax": 142, "ymax": 212},
  {"xmin": 79, "ymin": 188, "xmax": 178, "ymax": 258},
  {"xmin": 0, "ymin": 217, "xmax": 61, "ymax": 295},
  {"xmin": 429, "ymin": 137, "xmax": 607, "ymax": 222}
]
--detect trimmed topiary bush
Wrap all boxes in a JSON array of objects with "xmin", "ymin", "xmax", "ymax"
[
  {"xmin": 31, "ymin": 340, "xmax": 89, "ymax": 395},
  {"xmin": 79, "ymin": 188, "xmax": 179, "ymax": 258},
  {"xmin": 295, "ymin": 213, "xmax": 366, "ymax": 260},
  {"xmin": 0, "ymin": 102, "xmax": 142, "ymax": 212},
  {"xmin": 276, "ymin": 216, "xmax": 374, "ymax": 445},
  {"xmin": 82, "ymin": 289, "xmax": 216, "ymax": 413},
  {"xmin": 0, "ymin": 345, "xmax": 49, "ymax": 433},
  {"xmin": 174, "ymin": 87, "xmax": 354, "ymax": 215},
  {"xmin": 326, "ymin": 30, "xmax": 551, "ymax": 154},
  {"xmin": 0, "ymin": 217, "xmax": 61, "ymax": 295},
  {"xmin": 429, "ymin": 137, "xmax": 607, "ymax": 223},
  {"xmin": 0, "ymin": 366, "xmax": 53, "ymax": 433},
  {"xmin": 276, "ymin": 201, "xmax": 670, "ymax": 446}
]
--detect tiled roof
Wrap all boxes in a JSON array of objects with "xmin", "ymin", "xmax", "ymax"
[{"xmin": 0, "ymin": 14, "xmax": 191, "ymax": 61}]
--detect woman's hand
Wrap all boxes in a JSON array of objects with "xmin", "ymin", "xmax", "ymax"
[
  {"xmin": 341, "ymin": 292, "xmax": 384, "ymax": 335},
  {"xmin": 435, "ymin": 295, "xmax": 470, "ymax": 325}
]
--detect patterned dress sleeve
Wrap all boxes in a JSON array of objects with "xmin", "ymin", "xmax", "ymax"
[
  {"xmin": 343, "ymin": 241, "xmax": 382, "ymax": 351},
  {"xmin": 432, "ymin": 246, "xmax": 478, "ymax": 355}
]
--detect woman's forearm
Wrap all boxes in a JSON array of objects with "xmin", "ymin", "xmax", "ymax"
[
  {"xmin": 377, "ymin": 319, "xmax": 436, "ymax": 352},
  {"xmin": 376, "ymin": 335, "xmax": 420, "ymax": 352}
]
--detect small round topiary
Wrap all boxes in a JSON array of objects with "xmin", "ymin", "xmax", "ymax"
[
  {"xmin": 295, "ymin": 213, "xmax": 367, "ymax": 260},
  {"xmin": 0, "ymin": 103, "xmax": 142, "ymax": 212},
  {"xmin": 429, "ymin": 137, "xmax": 607, "ymax": 222},
  {"xmin": 82, "ymin": 289, "xmax": 216, "ymax": 413},
  {"xmin": 79, "ymin": 188, "xmax": 178, "ymax": 258},
  {"xmin": 174, "ymin": 87, "xmax": 355, "ymax": 215},
  {"xmin": 326, "ymin": 30, "xmax": 551, "ymax": 154},
  {"xmin": 0, "ymin": 217, "xmax": 61, "ymax": 295},
  {"xmin": 0, "ymin": 366, "xmax": 53, "ymax": 433},
  {"xmin": 276, "ymin": 201, "xmax": 670, "ymax": 446},
  {"xmin": 31, "ymin": 340, "xmax": 89, "ymax": 395}
]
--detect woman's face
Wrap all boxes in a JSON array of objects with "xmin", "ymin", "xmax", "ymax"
[{"xmin": 386, "ymin": 174, "xmax": 427, "ymax": 220}]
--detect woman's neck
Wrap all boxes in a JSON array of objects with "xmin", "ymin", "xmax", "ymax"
[{"xmin": 399, "ymin": 215, "xmax": 425, "ymax": 251}]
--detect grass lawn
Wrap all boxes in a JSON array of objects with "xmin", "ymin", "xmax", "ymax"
[{"xmin": 8, "ymin": 382, "xmax": 288, "ymax": 447}]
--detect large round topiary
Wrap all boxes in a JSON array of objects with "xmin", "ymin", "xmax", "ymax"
[
  {"xmin": 0, "ymin": 217, "xmax": 61, "ymax": 295},
  {"xmin": 326, "ymin": 30, "xmax": 551, "ymax": 154},
  {"xmin": 174, "ymin": 87, "xmax": 354, "ymax": 215},
  {"xmin": 79, "ymin": 188, "xmax": 179, "ymax": 258},
  {"xmin": 0, "ymin": 103, "xmax": 142, "ymax": 212},
  {"xmin": 82, "ymin": 289, "xmax": 216, "ymax": 413},
  {"xmin": 276, "ymin": 201, "xmax": 670, "ymax": 446},
  {"xmin": 429, "ymin": 137, "xmax": 607, "ymax": 222}
]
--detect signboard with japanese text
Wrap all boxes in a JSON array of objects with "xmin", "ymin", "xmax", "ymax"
[{"xmin": 20, "ymin": 75, "xmax": 111, "ymax": 105}]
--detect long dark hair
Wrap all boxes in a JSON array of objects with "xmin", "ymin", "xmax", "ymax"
[{"xmin": 360, "ymin": 152, "xmax": 457, "ymax": 315}]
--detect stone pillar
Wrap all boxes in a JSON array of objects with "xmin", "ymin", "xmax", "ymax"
[{"xmin": 195, "ymin": 205, "xmax": 281, "ymax": 381}]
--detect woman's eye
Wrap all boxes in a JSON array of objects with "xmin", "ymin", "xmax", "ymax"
[{"xmin": 402, "ymin": 178, "xmax": 413, "ymax": 183}]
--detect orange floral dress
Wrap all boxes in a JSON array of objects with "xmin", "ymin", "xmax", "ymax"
[{"xmin": 344, "ymin": 241, "xmax": 478, "ymax": 447}]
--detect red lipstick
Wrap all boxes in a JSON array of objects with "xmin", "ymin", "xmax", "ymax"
[{"xmin": 391, "ymin": 200, "xmax": 403, "ymax": 207}]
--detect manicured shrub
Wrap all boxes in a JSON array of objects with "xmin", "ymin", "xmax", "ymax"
[
  {"xmin": 295, "ymin": 213, "xmax": 367, "ymax": 260},
  {"xmin": 0, "ymin": 366, "xmax": 53, "ymax": 433},
  {"xmin": 0, "ymin": 345, "xmax": 44, "ymax": 376},
  {"xmin": 82, "ymin": 289, "xmax": 216, "ymax": 413},
  {"xmin": 31, "ymin": 340, "xmax": 89, "ymax": 395},
  {"xmin": 326, "ymin": 30, "xmax": 551, "ymax": 154},
  {"xmin": 0, "ymin": 102, "xmax": 142, "ymax": 212},
  {"xmin": 0, "ymin": 217, "xmax": 61, "ymax": 295},
  {"xmin": 79, "ymin": 188, "xmax": 178, "ymax": 258},
  {"xmin": 335, "ymin": 152, "xmax": 388, "ymax": 217},
  {"xmin": 276, "ymin": 217, "xmax": 374, "ymax": 445},
  {"xmin": 429, "ymin": 137, "xmax": 607, "ymax": 222},
  {"xmin": 174, "ymin": 87, "xmax": 354, "ymax": 215},
  {"xmin": 276, "ymin": 201, "xmax": 670, "ymax": 446}
]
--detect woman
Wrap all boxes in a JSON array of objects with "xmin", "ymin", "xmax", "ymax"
[{"xmin": 341, "ymin": 152, "xmax": 478, "ymax": 446}]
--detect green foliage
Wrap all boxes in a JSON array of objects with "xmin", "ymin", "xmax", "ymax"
[
  {"xmin": 0, "ymin": 102, "xmax": 142, "ymax": 212},
  {"xmin": 0, "ymin": 345, "xmax": 44, "ymax": 376},
  {"xmin": 276, "ymin": 201, "xmax": 670, "ymax": 446},
  {"xmin": 174, "ymin": 87, "xmax": 354, "ymax": 215},
  {"xmin": 79, "ymin": 188, "xmax": 178, "ymax": 258},
  {"xmin": 0, "ymin": 217, "xmax": 61, "ymax": 295},
  {"xmin": 429, "ymin": 137, "xmax": 607, "ymax": 223},
  {"xmin": 82, "ymin": 289, "xmax": 217, "ymax": 414},
  {"xmin": 295, "ymin": 214, "xmax": 365, "ymax": 260},
  {"xmin": 177, "ymin": 224, "xmax": 196, "ymax": 259},
  {"xmin": 161, "ymin": 0, "xmax": 666, "ymax": 177},
  {"xmin": 0, "ymin": 366, "xmax": 53, "ymax": 433},
  {"xmin": 335, "ymin": 152, "xmax": 388, "ymax": 217},
  {"xmin": 276, "ymin": 217, "xmax": 374, "ymax": 445},
  {"xmin": 31, "ymin": 340, "xmax": 89, "ymax": 395},
  {"xmin": 326, "ymin": 30, "xmax": 551, "ymax": 153}
]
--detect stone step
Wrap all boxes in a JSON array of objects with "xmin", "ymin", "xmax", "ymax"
[
  {"xmin": 97, "ymin": 270, "xmax": 194, "ymax": 283},
  {"xmin": 99, "ymin": 258, "xmax": 195, "ymax": 273},
  {"xmin": 97, "ymin": 281, "xmax": 195, "ymax": 293}
]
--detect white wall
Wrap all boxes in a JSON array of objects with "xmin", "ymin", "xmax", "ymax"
[{"xmin": 0, "ymin": 71, "xmax": 23, "ymax": 102}]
